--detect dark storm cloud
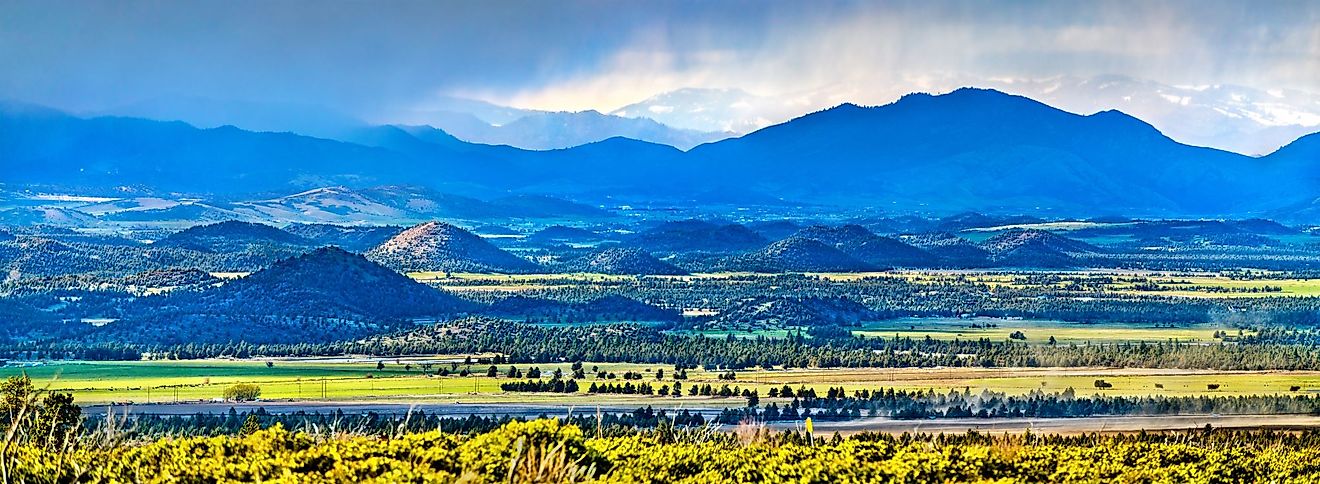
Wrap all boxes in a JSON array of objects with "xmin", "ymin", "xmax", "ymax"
[{"xmin": 0, "ymin": 0, "xmax": 1315, "ymax": 115}]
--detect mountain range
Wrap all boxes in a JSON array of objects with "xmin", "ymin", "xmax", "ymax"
[
  {"xmin": 609, "ymin": 87, "xmax": 805, "ymax": 134},
  {"xmin": 681, "ymin": 89, "xmax": 1298, "ymax": 215},
  {"xmin": 71, "ymin": 75, "xmax": 1320, "ymax": 156},
  {"xmin": 101, "ymin": 94, "xmax": 734, "ymax": 151},
  {"xmin": 0, "ymin": 185, "xmax": 610, "ymax": 226},
  {"xmin": 982, "ymin": 75, "xmax": 1320, "ymax": 156},
  {"xmin": 419, "ymin": 110, "xmax": 731, "ymax": 150},
  {"xmin": 3, "ymin": 88, "xmax": 1319, "ymax": 219}
]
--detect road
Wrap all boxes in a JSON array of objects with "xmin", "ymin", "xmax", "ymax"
[
  {"xmin": 84, "ymin": 400, "xmax": 728, "ymax": 419},
  {"xmin": 84, "ymin": 401, "xmax": 1320, "ymax": 434},
  {"xmin": 768, "ymin": 414, "xmax": 1320, "ymax": 434}
]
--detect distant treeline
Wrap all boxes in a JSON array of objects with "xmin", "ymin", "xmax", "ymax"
[
  {"xmin": 453, "ymin": 273, "xmax": 1320, "ymax": 327},
  {"xmin": 12, "ymin": 318, "xmax": 1320, "ymax": 371}
]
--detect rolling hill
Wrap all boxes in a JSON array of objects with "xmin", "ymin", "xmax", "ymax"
[
  {"xmin": 153, "ymin": 221, "xmax": 313, "ymax": 253},
  {"xmin": 625, "ymin": 220, "xmax": 767, "ymax": 253},
  {"xmin": 746, "ymin": 220, "xmax": 805, "ymax": 240},
  {"xmin": 283, "ymin": 224, "xmax": 405, "ymax": 252},
  {"xmin": 163, "ymin": 246, "xmax": 469, "ymax": 319},
  {"xmin": 365, "ymin": 222, "xmax": 541, "ymax": 273},
  {"xmin": 791, "ymin": 225, "xmax": 935, "ymax": 268},
  {"xmin": 98, "ymin": 246, "xmax": 471, "ymax": 344},
  {"xmin": 710, "ymin": 296, "xmax": 881, "ymax": 329},
  {"xmin": 225, "ymin": 186, "xmax": 610, "ymax": 223},
  {"xmin": 566, "ymin": 248, "xmax": 688, "ymax": 275},
  {"xmin": 100, "ymin": 203, "xmax": 247, "ymax": 223},
  {"xmin": 729, "ymin": 237, "xmax": 874, "ymax": 273},
  {"xmin": 980, "ymin": 229, "xmax": 1099, "ymax": 268},
  {"xmin": 897, "ymin": 232, "xmax": 991, "ymax": 267}
]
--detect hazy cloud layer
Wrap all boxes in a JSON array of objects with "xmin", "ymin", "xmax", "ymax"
[{"xmin": 2, "ymin": 1, "xmax": 1316, "ymax": 124}]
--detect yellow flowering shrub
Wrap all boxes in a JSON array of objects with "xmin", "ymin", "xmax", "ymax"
[{"xmin": 8, "ymin": 420, "xmax": 1320, "ymax": 483}]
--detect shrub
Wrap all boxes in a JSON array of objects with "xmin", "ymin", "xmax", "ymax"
[
  {"xmin": 223, "ymin": 383, "xmax": 262, "ymax": 401},
  {"xmin": 0, "ymin": 375, "xmax": 82, "ymax": 448},
  {"xmin": 10, "ymin": 421, "xmax": 1320, "ymax": 482},
  {"xmin": 458, "ymin": 419, "xmax": 605, "ymax": 480}
]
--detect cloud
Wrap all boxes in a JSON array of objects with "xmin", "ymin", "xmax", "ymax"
[
  {"xmin": 473, "ymin": 1, "xmax": 1320, "ymax": 112},
  {"xmin": 0, "ymin": 0, "xmax": 1314, "ymax": 121}
]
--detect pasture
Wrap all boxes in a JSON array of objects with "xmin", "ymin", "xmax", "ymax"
[
  {"xmin": 7, "ymin": 359, "xmax": 1318, "ymax": 406},
  {"xmin": 681, "ymin": 317, "xmax": 1241, "ymax": 345},
  {"xmin": 407, "ymin": 269, "xmax": 1320, "ymax": 299},
  {"xmin": 851, "ymin": 317, "xmax": 1239, "ymax": 344}
]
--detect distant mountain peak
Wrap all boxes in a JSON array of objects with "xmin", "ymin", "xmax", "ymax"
[
  {"xmin": 610, "ymin": 87, "xmax": 800, "ymax": 134},
  {"xmin": 1268, "ymin": 131, "xmax": 1320, "ymax": 158},
  {"xmin": 979, "ymin": 74, "xmax": 1320, "ymax": 155}
]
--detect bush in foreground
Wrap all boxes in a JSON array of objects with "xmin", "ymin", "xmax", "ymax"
[{"xmin": 8, "ymin": 419, "xmax": 1320, "ymax": 483}]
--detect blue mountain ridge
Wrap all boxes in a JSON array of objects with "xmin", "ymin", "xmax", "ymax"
[{"xmin": 2, "ymin": 89, "xmax": 1315, "ymax": 217}]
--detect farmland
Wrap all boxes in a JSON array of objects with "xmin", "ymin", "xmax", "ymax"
[
  {"xmin": 851, "ymin": 317, "xmax": 1242, "ymax": 344},
  {"xmin": 415, "ymin": 269, "xmax": 1320, "ymax": 299},
  {"xmin": 10, "ymin": 358, "xmax": 1320, "ymax": 407}
]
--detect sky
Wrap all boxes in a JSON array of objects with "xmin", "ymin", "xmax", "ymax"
[{"xmin": 1, "ymin": 0, "xmax": 1317, "ymax": 122}]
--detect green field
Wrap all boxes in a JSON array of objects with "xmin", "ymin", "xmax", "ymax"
[
  {"xmin": 0, "ymin": 359, "xmax": 669, "ymax": 405},
  {"xmin": 852, "ymin": 317, "xmax": 1242, "ymax": 344},
  {"xmin": 669, "ymin": 328, "xmax": 799, "ymax": 339},
  {"xmin": 1119, "ymin": 275, "xmax": 1320, "ymax": 298},
  {"xmin": 7, "ymin": 358, "xmax": 1318, "ymax": 406},
  {"xmin": 815, "ymin": 270, "xmax": 1320, "ymax": 298},
  {"xmin": 408, "ymin": 269, "xmax": 1320, "ymax": 299},
  {"xmin": 681, "ymin": 317, "xmax": 1243, "ymax": 345}
]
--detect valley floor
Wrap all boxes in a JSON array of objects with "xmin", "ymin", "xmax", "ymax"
[{"xmin": 15, "ymin": 358, "xmax": 1320, "ymax": 406}]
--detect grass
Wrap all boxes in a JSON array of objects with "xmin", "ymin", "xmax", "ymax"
[
  {"xmin": 1117, "ymin": 275, "xmax": 1320, "ymax": 298},
  {"xmin": 851, "ymin": 317, "xmax": 1241, "ymax": 344},
  {"xmin": 692, "ymin": 367, "xmax": 1320, "ymax": 398},
  {"xmin": 812, "ymin": 270, "xmax": 1320, "ymax": 299},
  {"xmin": 407, "ymin": 269, "xmax": 1320, "ymax": 300},
  {"xmin": 0, "ymin": 360, "xmax": 677, "ymax": 405},
  {"xmin": 7, "ymin": 358, "xmax": 1318, "ymax": 406},
  {"xmin": 678, "ymin": 317, "xmax": 1241, "ymax": 345},
  {"xmin": 669, "ymin": 328, "xmax": 799, "ymax": 339}
]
